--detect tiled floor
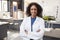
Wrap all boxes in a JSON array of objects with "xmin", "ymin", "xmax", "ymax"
[
  {"xmin": 6, "ymin": 29, "xmax": 60, "ymax": 40},
  {"xmin": 7, "ymin": 30, "xmax": 22, "ymax": 40}
]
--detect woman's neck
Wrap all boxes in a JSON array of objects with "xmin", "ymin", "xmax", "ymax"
[{"xmin": 31, "ymin": 16, "xmax": 36, "ymax": 18}]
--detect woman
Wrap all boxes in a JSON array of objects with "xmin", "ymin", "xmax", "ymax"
[{"xmin": 20, "ymin": 2, "xmax": 45, "ymax": 40}]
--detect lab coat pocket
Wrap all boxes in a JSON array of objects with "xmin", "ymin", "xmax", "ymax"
[{"xmin": 34, "ymin": 25, "xmax": 40, "ymax": 32}]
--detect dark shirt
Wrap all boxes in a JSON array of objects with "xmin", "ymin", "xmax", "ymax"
[{"xmin": 31, "ymin": 17, "xmax": 36, "ymax": 31}]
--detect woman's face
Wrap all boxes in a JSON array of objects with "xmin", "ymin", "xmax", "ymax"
[{"xmin": 30, "ymin": 5, "xmax": 37, "ymax": 17}]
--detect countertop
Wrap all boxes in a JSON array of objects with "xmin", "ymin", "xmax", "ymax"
[
  {"xmin": 44, "ymin": 28, "xmax": 60, "ymax": 38},
  {"xmin": 0, "ymin": 21, "xmax": 9, "ymax": 25}
]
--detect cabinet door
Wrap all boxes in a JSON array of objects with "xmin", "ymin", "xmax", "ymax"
[{"xmin": 0, "ymin": 24, "xmax": 8, "ymax": 38}]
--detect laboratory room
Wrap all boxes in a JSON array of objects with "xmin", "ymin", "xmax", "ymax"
[{"xmin": 0, "ymin": 0, "xmax": 60, "ymax": 40}]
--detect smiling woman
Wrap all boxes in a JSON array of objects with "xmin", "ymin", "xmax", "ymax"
[
  {"xmin": 26, "ymin": 2, "xmax": 43, "ymax": 18},
  {"xmin": 20, "ymin": 2, "xmax": 45, "ymax": 40}
]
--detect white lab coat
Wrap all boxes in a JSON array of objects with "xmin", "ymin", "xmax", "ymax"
[{"xmin": 20, "ymin": 16, "xmax": 45, "ymax": 40}]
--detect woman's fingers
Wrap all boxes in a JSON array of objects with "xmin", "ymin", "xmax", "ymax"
[
  {"xmin": 25, "ymin": 30, "xmax": 28, "ymax": 34},
  {"xmin": 36, "ymin": 29, "xmax": 40, "ymax": 32},
  {"xmin": 25, "ymin": 30, "xmax": 27, "ymax": 32}
]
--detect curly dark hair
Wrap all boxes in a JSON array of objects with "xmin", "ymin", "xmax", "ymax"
[{"xmin": 26, "ymin": 2, "xmax": 43, "ymax": 18}]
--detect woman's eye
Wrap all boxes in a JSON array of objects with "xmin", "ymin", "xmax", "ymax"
[
  {"xmin": 31, "ymin": 9, "xmax": 33, "ymax": 10},
  {"xmin": 31, "ymin": 9, "xmax": 37, "ymax": 10},
  {"xmin": 34, "ymin": 9, "xmax": 37, "ymax": 10},
  {"xmin": 31, "ymin": 9, "xmax": 34, "ymax": 10}
]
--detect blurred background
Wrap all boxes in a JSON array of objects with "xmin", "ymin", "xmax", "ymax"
[{"xmin": 0, "ymin": 0, "xmax": 60, "ymax": 40}]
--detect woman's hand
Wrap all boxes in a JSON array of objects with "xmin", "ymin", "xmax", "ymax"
[
  {"xmin": 25, "ymin": 30, "xmax": 28, "ymax": 34},
  {"xmin": 36, "ymin": 29, "xmax": 40, "ymax": 32}
]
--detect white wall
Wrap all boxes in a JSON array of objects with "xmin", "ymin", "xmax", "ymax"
[
  {"xmin": 0, "ymin": 0, "xmax": 11, "ymax": 19},
  {"xmin": 56, "ymin": 0, "xmax": 60, "ymax": 21},
  {"xmin": 0, "ymin": 1, "xmax": 7, "ymax": 12},
  {"xmin": 0, "ymin": 1, "xmax": 1, "ymax": 11}
]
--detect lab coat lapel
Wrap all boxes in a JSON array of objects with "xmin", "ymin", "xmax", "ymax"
[
  {"xmin": 29, "ymin": 16, "xmax": 39, "ymax": 31},
  {"xmin": 28, "ymin": 16, "xmax": 38, "ymax": 31},
  {"xmin": 32, "ymin": 17, "xmax": 39, "ymax": 27},
  {"xmin": 29, "ymin": 16, "xmax": 38, "ymax": 27}
]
